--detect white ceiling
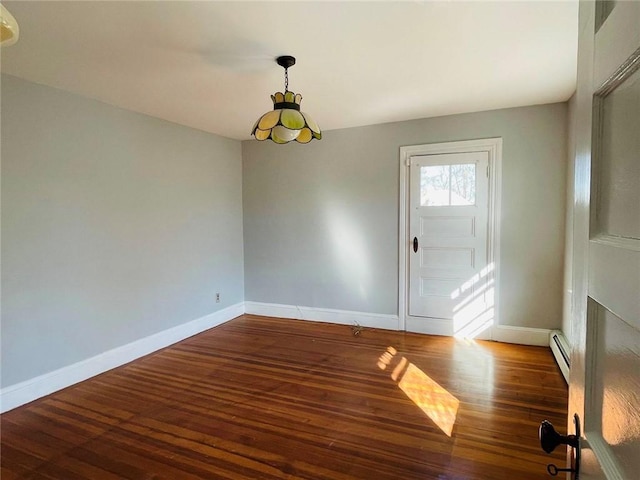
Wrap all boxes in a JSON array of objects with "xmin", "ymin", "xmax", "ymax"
[{"xmin": 1, "ymin": 1, "xmax": 578, "ymax": 140}]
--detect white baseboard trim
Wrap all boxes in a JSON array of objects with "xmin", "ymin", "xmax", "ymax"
[
  {"xmin": 244, "ymin": 302, "xmax": 550, "ymax": 347},
  {"xmin": 244, "ymin": 301, "xmax": 400, "ymax": 331},
  {"xmin": 0, "ymin": 303, "xmax": 244, "ymax": 413},
  {"xmin": 492, "ymin": 325, "xmax": 551, "ymax": 346}
]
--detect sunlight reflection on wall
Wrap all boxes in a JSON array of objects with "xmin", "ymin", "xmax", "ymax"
[
  {"xmin": 452, "ymin": 262, "xmax": 495, "ymax": 339},
  {"xmin": 378, "ymin": 347, "xmax": 459, "ymax": 436},
  {"xmin": 324, "ymin": 200, "xmax": 371, "ymax": 303}
]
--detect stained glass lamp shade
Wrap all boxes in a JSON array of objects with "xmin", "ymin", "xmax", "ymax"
[
  {"xmin": 0, "ymin": 4, "xmax": 20, "ymax": 47},
  {"xmin": 251, "ymin": 56, "xmax": 322, "ymax": 144}
]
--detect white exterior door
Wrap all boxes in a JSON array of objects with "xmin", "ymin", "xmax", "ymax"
[
  {"xmin": 407, "ymin": 152, "xmax": 490, "ymax": 335},
  {"xmin": 568, "ymin": 1, "xmax": 640, "ymax": 479}
]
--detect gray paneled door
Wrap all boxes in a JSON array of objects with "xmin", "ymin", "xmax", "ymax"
[{"xmin": 568, "ymin": 1, "xmax": 640, "ymax": 479}]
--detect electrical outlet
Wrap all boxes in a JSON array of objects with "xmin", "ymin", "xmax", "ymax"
[{"xmin": 215, "ymin": 293, "xmax": 220, "ymax": 303}]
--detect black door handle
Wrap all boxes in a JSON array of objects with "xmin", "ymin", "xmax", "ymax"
[
  {"xmin": 539, "ymin": 414, "xmax": 581, "ymax": 478},
  {"xmin": 413, "ymin": 237, "xmax": 418, "ymax": 253},
  {"xmin": 539, "ymin": 419, "xmax": 579, "ymax": 453}
]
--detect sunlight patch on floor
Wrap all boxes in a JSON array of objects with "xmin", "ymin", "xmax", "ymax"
[{"xmin": 378, "ymin": 347, "xmax": 459, "ymax": 436}]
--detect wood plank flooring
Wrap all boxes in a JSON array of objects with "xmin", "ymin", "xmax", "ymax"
[{"xmin": 1, "ymin": 315, "xmax": 568, "ymax": 479}]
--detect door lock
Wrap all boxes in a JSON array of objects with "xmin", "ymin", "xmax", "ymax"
[{"xmin": 413, "ymin": 237, "xmax": 418, "ymax": 253}]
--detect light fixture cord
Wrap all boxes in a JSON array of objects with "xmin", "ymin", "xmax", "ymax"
[{"xmin": 284, "ymin": 67, "xmax": 289, "ymax": 93}]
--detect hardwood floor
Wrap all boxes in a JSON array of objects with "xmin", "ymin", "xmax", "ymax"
[{"xmin": 1, "ymin": 315, "xmax": 568, "ymax": 479}]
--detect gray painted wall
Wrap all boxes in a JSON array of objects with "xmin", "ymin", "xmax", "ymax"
[
  {"xmin": 243, "ymin": 103, "xmax": 568, "ymax": 330},
  {"xmin": 1, "ymin": 73, "xmax": 569, "ymax": 389},
  {"xmin": 1, "ymin": 75, "xmax": 244, "ymax": 387}
]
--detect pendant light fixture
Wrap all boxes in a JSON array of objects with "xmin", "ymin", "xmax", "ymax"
[{"xmin": 251, "ymin": 56, "xmax": 321, "ymax": 144}]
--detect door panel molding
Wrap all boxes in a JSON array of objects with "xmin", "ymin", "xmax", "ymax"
[
  {"xmin": 593, "ymin": 1, "xmax": 640, "ymax": 88},
  {"xmin": 399, "ymin": 138, "xmax": 502, "ymax": 336}
]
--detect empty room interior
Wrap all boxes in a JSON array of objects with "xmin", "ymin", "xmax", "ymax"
[{"xmin": 2, "ymin": 1, "xmax": 639, "ymax": 479}]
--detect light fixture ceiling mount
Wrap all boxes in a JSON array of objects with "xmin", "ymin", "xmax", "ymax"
[
  {"xmin": 276, "ymin": 55, "xmax": 296, "ymax": 70},
  {"xmin": 251, "ymin": 55, "xmax": 321, "ymax": 144}
]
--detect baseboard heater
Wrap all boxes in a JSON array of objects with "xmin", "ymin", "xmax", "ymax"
[{"xmin": 549, "ymin": 330, "xmax": 570, "ymax": 384}]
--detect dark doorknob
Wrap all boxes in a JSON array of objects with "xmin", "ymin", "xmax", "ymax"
[
  {"xmin": 413, "ymin": 237, "xmax": 418, "ymax": 253},
  {"xmin": 539, "ymin": 420, "xmax": 579, "ymax": 453},
  {"xmin": 539, "ymin": 415, "xmax": 581, "ymax": 478}
]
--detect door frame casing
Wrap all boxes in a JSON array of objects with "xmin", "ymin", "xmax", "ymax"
[{"xmin": 398, "ymin": 138, "xmax": 503, "ymax": 335}]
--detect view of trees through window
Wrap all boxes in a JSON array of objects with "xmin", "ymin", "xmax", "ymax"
[{"xmin": 420, "ymin": 163, "xmax": 476, "ymax": 206}]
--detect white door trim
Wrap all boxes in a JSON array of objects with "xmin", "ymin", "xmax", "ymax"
[{"xmin": 399, "ymin": 138, "xmax": 502, "ymax": 336}]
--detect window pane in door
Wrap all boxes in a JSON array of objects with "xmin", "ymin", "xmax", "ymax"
[
  {"xmin": 450, "ymin": 164, "xmax": 476, "ymax": 206},
  {"xmin": 421, "ymin": 165, "xmax": 450, "ymax": 206},
  {"xmin": 420, "ymin": 164, "xmax": 476, "ymax": 206}
]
